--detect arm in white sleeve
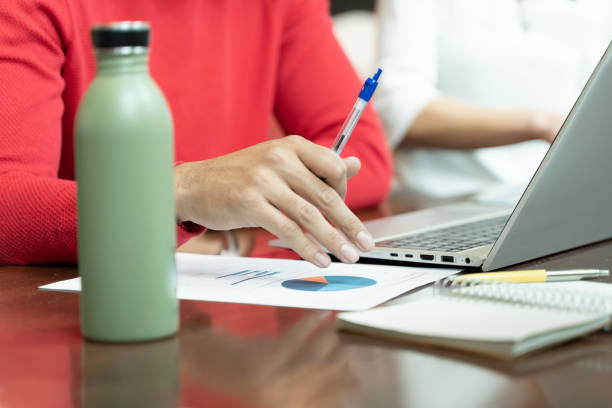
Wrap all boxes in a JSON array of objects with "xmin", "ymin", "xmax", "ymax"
[{"xmin": 375, "ymin": 0, "xmax": 439, "ymax": 149}]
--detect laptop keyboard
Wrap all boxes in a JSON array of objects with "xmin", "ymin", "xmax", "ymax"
[{"xmin": 376, "ymin": 215, "xmax": 510, "ymax": 253}]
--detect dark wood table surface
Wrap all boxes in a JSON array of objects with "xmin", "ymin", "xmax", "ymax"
[{"xmin": 2, "ymin": 196, "xmax": 612, "ymax": 408}]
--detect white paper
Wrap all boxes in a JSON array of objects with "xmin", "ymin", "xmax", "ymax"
[{"xmin": 39, "ymin": 253, "xmax": 459, "ymax": 311}]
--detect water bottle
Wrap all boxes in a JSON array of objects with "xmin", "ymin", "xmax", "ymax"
[{"xmin": 74, "ymin": 22, "xmax": 178, "ymax": 342}]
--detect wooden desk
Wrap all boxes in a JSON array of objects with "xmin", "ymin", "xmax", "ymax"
[{"xmin": 2, "ymin": 197, "xmax": 612, "ymax": 407}]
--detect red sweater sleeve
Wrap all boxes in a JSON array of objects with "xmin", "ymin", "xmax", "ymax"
[
  {"xmin": 274, "ymin": 0, "xmax": 393, "ymax": 210},
  {"xmin": 0, "ymin": 1, "xmax": 199, "ymax": 265},
  {"xmin": 0, "ymin": 1, "xmax": 77, "ymax": 264}
]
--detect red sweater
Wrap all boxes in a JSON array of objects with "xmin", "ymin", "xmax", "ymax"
[{"xmin": 0, "ymin": 0, "xmax": 392, "ymax": 265}]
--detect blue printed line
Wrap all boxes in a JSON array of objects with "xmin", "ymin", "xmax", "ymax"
[
  {"xmin": 216, "ymin": 269, "xmax": 252, "ymax": 279},
  {"xmin": 231, "ymin": 271, "xmax": 280, "ymax": 285}
]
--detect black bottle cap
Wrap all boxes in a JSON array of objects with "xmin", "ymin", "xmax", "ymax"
[{"xmin": 91, "ymin": 21, "xmax": 150, "ymax": 48}]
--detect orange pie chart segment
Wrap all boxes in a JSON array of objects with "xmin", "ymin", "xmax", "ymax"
[{"xmin": 300, "ymin": 276, "xmax": 329, "ymax": 284}]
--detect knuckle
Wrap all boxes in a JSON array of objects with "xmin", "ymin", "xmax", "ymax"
[
  {"xmin": 279, "ymin": 220, "xmax": 302, "ymax": 240},
  {"xmin": 263, "ymin": 146, "xmax": 288, "ymax": 166},
  {"xmin": 298, "ymin": 203, "xmax": 319, "ymax": 224},
  {"xmin": 319, "ymin": 185, "xmax": 339, "ymax": 207},
  {"xmin": 293, "ymin": 238, "xmax": 317, "ymax": 259},
  {"xmin": 343, "ymin": 217, "xmax": 363, "ymax": 234},
  {"xmin": 247, "ymin": 166, "xmax": 271, "ymax": 188},
  {"xmin": 285, "ymin": 134, "xmax": 305, "ymax": 146},
  {"xmin": 329, "ymin": 160, "xmax": 347, "ymax": 180},
  {"xmin": 327, "ymin": 230, "xmax": 346, "ymax": 249}
]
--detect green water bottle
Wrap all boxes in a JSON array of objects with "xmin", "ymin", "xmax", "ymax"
[{"xmin": 74, "ymin": 22, "xmax": 178, "ymax": 342}]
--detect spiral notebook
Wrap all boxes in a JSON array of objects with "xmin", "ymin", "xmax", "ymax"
[{"xmin": 337, "ymin": 280, "xmax": 612, "ymax": 359}]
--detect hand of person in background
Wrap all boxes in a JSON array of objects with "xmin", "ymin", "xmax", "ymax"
[
  {"xmin": 527, "ymin": 111, "xmax": 566, "ymax": 143},
  {"xmin": 174, "ymin": 135, "xmax": 375, "ymax": 268},
  {"xmin": 401, "ymin": 97, "xmax": 566, "ymax": 149}
]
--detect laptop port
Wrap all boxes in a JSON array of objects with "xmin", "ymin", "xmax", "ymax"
[
  {"xmin": 420, "ymin": 254, "xmax": 434, "ymax": 261},
  {"xmin": 441, "ymin": 256, "xmax": 454, "ymax": 263},
  {"xmin": 465, "ymin": 258, "xmax": 471, "ymax": 264},
  {"xmin": 405, "ymin": 254, "xmax": 413, "ymax": 258},
  {"xmin": 390, "ymin": 253, "xmax": 398, "ymax": 257}
]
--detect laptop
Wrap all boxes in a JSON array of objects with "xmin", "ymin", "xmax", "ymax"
[{"xmin": 271, "ymin": 41, "xmax": 612, "ymax": 271}]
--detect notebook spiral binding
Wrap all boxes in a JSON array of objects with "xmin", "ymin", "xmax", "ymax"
[{"xmin": 433, "ymin": 277, "xmax": 612, "ymax": 316}]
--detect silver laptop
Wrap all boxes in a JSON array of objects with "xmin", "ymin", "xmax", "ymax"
[{"xmin": 271, "ymin": 42, "xmax": 612, "ymax": 271}]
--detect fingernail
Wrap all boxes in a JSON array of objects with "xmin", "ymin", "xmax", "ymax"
[
  {"xmin": 356, "ymin": 231, "xmax": 375, "ymax": 251},
  {"xmin": 314, "ymin": 252, "xmax": 331, "ymax": 268},
  {"xmin": 340, "ymin": 244, "xmax": 359, "ymax": 263}
]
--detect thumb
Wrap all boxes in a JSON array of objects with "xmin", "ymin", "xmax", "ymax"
[{"xmin": 343, "ymin": 156, "xmax": 361, "ymax": 179}]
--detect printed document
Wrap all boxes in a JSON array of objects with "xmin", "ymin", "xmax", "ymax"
[{"xmin": 40, "ymin": 253, "xmax": 459, "ymax": 311}]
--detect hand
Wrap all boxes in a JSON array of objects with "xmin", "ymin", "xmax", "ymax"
[
  {"xmin": 527, "ymin": 111, "xmax": 566, "ymax": 143},
  {"xmin": 174, "ymin": 135, "xmax": 375, "ymax": 267}
]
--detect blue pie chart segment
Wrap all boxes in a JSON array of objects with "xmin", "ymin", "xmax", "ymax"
[{"xmin": 281, "ymin": 276, "xmax": 377, "ymax": 292}]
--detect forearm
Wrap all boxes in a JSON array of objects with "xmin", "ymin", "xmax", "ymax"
[
  {"xmin": 0, "ymin": 174, "xmax": 77, "ymax": 265},
  {"xmin": 402, "ymin": 97, "xmax": 558, "ymax": 149},
  {"xmin": 0, "ymin": 171, "xmax": 200, "ymax": 265}
]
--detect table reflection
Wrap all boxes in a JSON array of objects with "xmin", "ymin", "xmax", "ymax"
[
  {"xmin": 180, "ymin": 310, "xmax": 354, "ymax": 407},
  {"xmin": 74, "ymin": 308, "xmax": 358, "ymax": 407},
  {"xmin": 72, "ymin": 296, "xmax": 612, "ymax": 407}
]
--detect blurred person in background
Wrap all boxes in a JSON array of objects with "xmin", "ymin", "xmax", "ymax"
[{"xmin": 375, "ymin": 0, "xmax": 612, "ymax": 200}]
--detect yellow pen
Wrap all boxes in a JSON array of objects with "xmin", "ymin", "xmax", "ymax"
[{"xmin": 454, "ymin": 269, "xmax": 610, "ymax": 283}]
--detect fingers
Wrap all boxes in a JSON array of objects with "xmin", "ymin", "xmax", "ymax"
[
  {"xmin": 255, "ymin": 201, "xmax": 332, "ymax": 268},
  {"xmin": 288, "ymin": 136, "xmax": 350, "ymax": 199},
  {"xmin": 266, "ymin": 185, "xmax": 362, "ymax": 263},
  {"xmin": 343, "ymin": 156, "xmax": 361, "ymax": 179},
  {"xmin": 286, "ymin": 166, "xmax": 374, "ymax": 254}
]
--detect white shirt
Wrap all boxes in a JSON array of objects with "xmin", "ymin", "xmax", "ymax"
[{"xmin": 376, "ymin": 0, "xmax": 612, "ymax": 198}]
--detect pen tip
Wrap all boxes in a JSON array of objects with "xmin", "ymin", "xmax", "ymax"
[{"xmin": 373, "ymin": 68, "xmax": 382, "ymax": 80}]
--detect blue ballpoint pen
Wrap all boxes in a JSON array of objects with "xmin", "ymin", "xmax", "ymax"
[{"xmin": 331, "ymin": 68, "xmax": 382, "ymax": 154}]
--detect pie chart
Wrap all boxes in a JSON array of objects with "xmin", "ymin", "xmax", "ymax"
[{"xmin": 281, "ymin": 276, "xmax": 377, "ymax": 292}]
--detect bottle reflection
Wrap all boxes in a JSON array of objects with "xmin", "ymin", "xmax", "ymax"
[
  {"xmin": 75, "ymin": 309, "xmax": 355, "ymax": 407},
  {"xmin": 79, "ymin": 336, "xmax": 179, "ymax": 408}
]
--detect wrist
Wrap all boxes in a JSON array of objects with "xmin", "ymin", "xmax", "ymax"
[{"xmin": 174, "ymin": 162, "xmax": 194, "ymax": 223}]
